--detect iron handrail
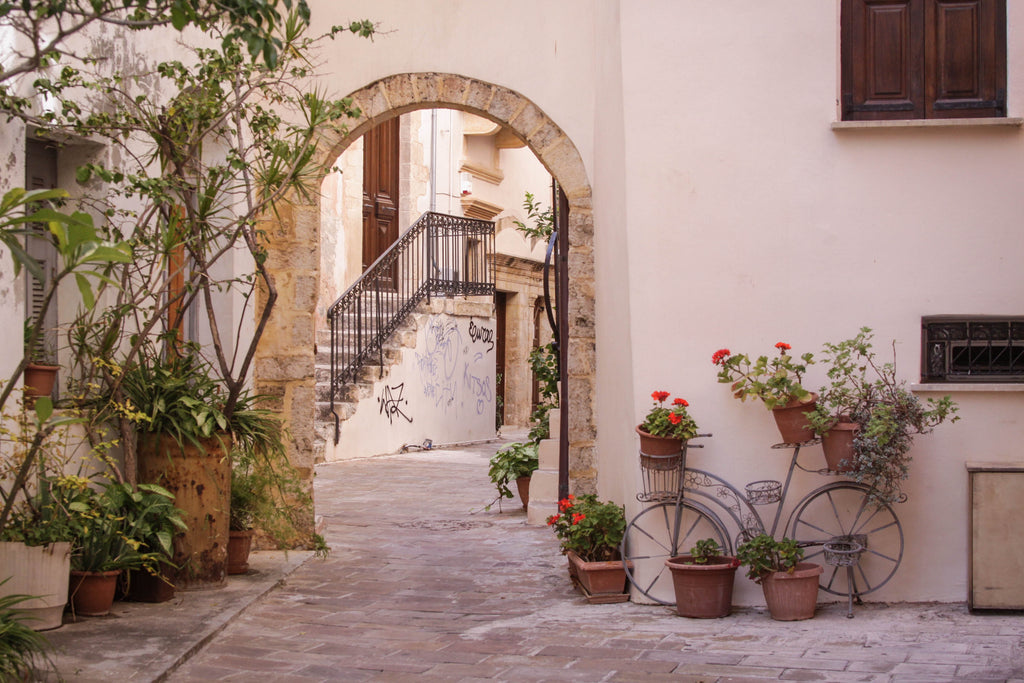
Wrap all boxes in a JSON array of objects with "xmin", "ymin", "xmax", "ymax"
[{"xmin": 326, "ymin": 211, "xmax": 495, "ymax": 443}]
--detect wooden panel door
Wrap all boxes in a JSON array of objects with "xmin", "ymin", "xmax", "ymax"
[{"xmin": 362, "ymin": 118, "xmax": 400, "ymax": 287}]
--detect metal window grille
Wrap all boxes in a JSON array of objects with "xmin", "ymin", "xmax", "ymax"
[{"xmin": 922, "ymin": 316, "xmax": 1024, "ymax": 383}]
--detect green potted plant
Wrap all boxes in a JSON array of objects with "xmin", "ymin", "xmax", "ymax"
[
  {"xmin": 485, "ymin": 442, "xmax": 539, "ymax": 512},
  {"xmin": 547, "ymin": 494, "xmax": 630, "ymax": 602},
  {"xmin": 22, "ymin": 319, "xmax": 59, "ymax": 403},
  {"xmin": 806, "ymin": 328, "xmax": 958, "ymax": 504},
  {"xmin": 712, "ymin": 343, "xmax": 817, "ymax": 443},
  {"xmin": 636, "ymin": 391, "xmax": 699, "ymax": 462},
  {"xmin": 68, "ymin": 479, "xmax": 186, "ymax": 616},
  {"xmin": 664, "ymin": 538, "xmax": 740, "ymax": 618},
  {"xmin": 117, "ymin": 348, "xmax": 233, "ymax": 589},
  {"xmin": 736, "ymin": 533, "xmax": 822, "ymax": 621}
]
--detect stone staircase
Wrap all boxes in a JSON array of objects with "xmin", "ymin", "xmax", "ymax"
[{"xmin": 312, "ymin": 305, "xmax": 421, "ymax": 464}]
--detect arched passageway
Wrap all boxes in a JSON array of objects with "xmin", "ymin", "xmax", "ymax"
[{"xmin": 254, "ymin": 73, "xmax": 598, "ymax": 527}]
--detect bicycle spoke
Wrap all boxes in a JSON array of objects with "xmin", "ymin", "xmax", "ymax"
[
  {"xmin": 628, "ymin": 522, "xmax": 673, "ymax": 555},
  {"xmin": 862, "ymin": 546, "xmax": 899, "ymax": 565}
]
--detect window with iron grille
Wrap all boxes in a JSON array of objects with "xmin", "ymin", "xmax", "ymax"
[{"xmin": 922, "ymin": 316, "xmax": 1024, "ymax": 382}]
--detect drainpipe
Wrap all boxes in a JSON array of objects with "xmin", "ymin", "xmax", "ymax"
[{"xmin": 430, "ymin": 109, "xmax": 437, "ymax": 212}]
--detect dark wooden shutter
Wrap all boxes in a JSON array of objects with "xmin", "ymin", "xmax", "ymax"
[
  {"xmin": 925, "ymin": 0, "xmax": 1006, "ymax": 118},
  {"xmin": 842, "ymin": 0, "xmax": 925, "ymax": 120},
  {"xmin": 841, "ymin": 0, "xmax": 1005, "ymax": 120}
]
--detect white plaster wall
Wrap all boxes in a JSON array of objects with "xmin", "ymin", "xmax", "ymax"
[{"xmin": 326, "ymin": 311, "xmax": 497, "ymax": 460}]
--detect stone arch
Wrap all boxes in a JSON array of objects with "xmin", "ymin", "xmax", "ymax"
[{"xmin": 255, "ymin": 73, "xmax": 598, "ymax": 519}]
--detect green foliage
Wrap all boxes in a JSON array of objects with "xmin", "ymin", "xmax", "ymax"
[
  {"xmin": 547, "ymin": 494, "xmax": 626, "ymax": 563},
  {"xmin": 688, "ymin": 538, "xmax": 723, "ymax": 565},
  {"xmin": 809, "ymin": 328, "xmax": 959, "ymax": 506},
  {"xmin": 712, "ymin": 342, "xmax": 815, "ymax": 409},
  {"xmin": 0, "ymin": 582, "xmax": 55, "ymax": 681},
  {"xmin": 638, "ymin": 391, "xmax": 699, "ymax": 441},
  {"xmin": 116, "ymin": 350, "xmax": 229, "ymax": 451},
  {"xmin": 511, "ymin": 191, "xmax": 554, "ymax": 240},
  {"xmin": 736, "ymin": 534, "xmax": 804, "ymax": 583},
  {"xmin": 1, "ymin": 475, "xmax": 93, "ymax": 546},
  {"xmin": 527, "ymin": 342, "xmax": 559, "ymax": 443},
  {"xmin": 69, "ymin": 479, "xmax": 186, "ymax": 573},
  {"xmin": 486, "ymin": 442, "xmax": 539, "ymax": 506}
]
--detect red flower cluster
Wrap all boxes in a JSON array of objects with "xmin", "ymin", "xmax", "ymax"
[
  {"xmin": 667, "ymin": 412, "xmax": 682, "ymax": 425},
  {"xmin": 546, "ymin": 515, "xmax": 559, "ymax": 526},
  {"xmin": 711, "ymin": 349, "xmax": 731, "ymax": 365},
  {"xmin": 558, "ymin": 494, "xmax": 575, "ymax": 512},
  {"xmin": 775, "ymin": 342, "xmax": 792, "ymax": 351},
  {"xmin": 651, "ymin": 390, "xmax": 670, "ymax": 403},
  {"xmin": 673, "ymin": 398, "xmax": 688, "ymax": 406},
  {"xmin": 572, "ymin": 513, "xmax": 586, "ymax": 524}
]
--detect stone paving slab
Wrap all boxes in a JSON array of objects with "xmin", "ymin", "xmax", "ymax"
[{"xmin": 38, "ymin": 435, "xmax": 1024, "ymax": 682}]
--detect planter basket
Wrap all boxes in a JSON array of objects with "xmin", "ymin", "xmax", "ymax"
[
  {"xmin": 636, "ymin": 426, "xmax": 686, "ymax": 502},
  {"xmin": 665, "ymin": 555, "xmax": 739, "ymax": 618}
]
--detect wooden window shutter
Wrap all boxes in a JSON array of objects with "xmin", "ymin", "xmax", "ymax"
[
  {"xmin": 842, "ymin": 0, "xmax": 925, "ymax": 120},
  {"xmin": 925, "ymin": 0, "xmax": 1006, "ymax": 118}
]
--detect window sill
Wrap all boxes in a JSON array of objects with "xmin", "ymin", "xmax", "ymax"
[
  {"xmin": 912, "ymin": 383, "xmax": 1024, "ymax": 393},
  {"xmin": 832, "ymin": 117, "xmax": 1024, "ymax": 131}
]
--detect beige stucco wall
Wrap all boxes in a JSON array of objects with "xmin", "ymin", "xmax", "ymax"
[{"xmin": 299, "ymin": 0, "xmax": 1024, "ymax": 604}]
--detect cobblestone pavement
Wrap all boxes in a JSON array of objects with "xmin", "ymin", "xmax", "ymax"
[{"xmin": 166, "ymin": 438, "xmax": 1024, "ymax": 683}]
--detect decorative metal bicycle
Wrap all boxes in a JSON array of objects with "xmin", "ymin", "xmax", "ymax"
[{"xmin": 621, "ymin": 435, "xmax": 904, "ymax": 615}]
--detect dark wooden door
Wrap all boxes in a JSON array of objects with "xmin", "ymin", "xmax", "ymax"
[{"xmin": 362, "ymin": 118, "xmax": 400, "ymax": 287}]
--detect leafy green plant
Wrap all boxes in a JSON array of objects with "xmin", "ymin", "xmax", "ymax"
[
  {"xmin": 546, "ymin": 494, "xmax": 626, "ymax": 562},
  {"xmin": 0, "ymin": 582, "xmax": 55, "ymax": 681},
  {"xmin": 736, "ymin": 534, "xmax": 804, "ymax": 583},
  {"xmin": 712, "ymin": 342, "xmax": 815, "ymax": 409},
  {"xmin": 689, "ymin": 538, "xmax": 725, "ymax": 565},
  {"xmin": 638, "ymin": 391, "xmax": 699, "ymax": 441},
  {"xmin": 484, "ymin": 442, "xmax": 539, "ymax": 511},
  {"xmin": 528, "ymin": 342, "xmax": 559, "ymax": 443},
  {"xmin": 69, "ymin": 479, "xmax": 186, "ymax": 574},
  {"xmin": 808, "ymin": 328, "xmax": 958, "ymax": 506},
  {"xmin": 511, "ymin": 191, "xmax": 554, "ymax": 240}
]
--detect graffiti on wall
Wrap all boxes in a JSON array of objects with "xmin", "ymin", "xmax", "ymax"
[
  {"xmin": 378, "ymin": 383, "xmax": 413, "ymax": 425},
  {"xmin": 415, "ymin": 315, "xmax": 495, "ymax": 417}
]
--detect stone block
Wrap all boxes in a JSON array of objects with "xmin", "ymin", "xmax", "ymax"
[
  {"xmin": 526, "ymin": 121, "xmax": 563, "ymax": 156},
  {"xmin": 464, "ymin": 79, "xmax": 495, "ymax": 111},
  {"xmin": 255, "ymin": 355, "xmax": 314, "ymax": 382},
  {"xmin": 413, "ymin": 73, "xmax": 442, "ymax": 105},
  {"xmin": 487, "ymin": 87, "xmax": 523, "ymax": 123},
  {"xmin": 548, "ymin": 408, "xmax": 561, "ymax": 438},
  {"xmin": 383, "ymin": 73, "xmax": 418, "ymax": 109},
  {"xmin": 441, "ymin": 74, "xmax": 469, "ymax": 105},
  {"xmin": 537, "ymin": 439, "xmax": 559, "ymax": 469}
]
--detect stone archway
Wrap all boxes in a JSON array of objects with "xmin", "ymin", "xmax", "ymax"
[{"xmin": 255, "ymin": 73, "xmax": 598, "ymax": 523}]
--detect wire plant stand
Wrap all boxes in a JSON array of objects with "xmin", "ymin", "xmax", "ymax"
[{"xmin": 621, "ymin": 435, "xmax": 904, "ymax": 616}]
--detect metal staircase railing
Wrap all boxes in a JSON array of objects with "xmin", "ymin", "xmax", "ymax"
[{"xmin": 326, "ymin": 211, "xmax": 495, "ymax": 443}]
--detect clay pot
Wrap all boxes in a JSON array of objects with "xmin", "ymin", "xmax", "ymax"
[
  {"xmin": 635, "ymin": 425, "xmax": 684, "ymax": 457},
  {"xmin": 665, "ymin": 555, "xmax": 739, "ymax": 618},
  {"xmin": 515, "ymin": 475, "xmax": 531, "ymax": 511},
  {"xmin": 125, "ymin": 567, "xmax": 176, "ymax": 603},
  {"xmin": 23, "ymin": 363, "xmax": 58, "ymax": 401},
  {"xmin": 69, "ymin": 570, "xmax": 121, "ymax": 617},
  {"xmin": 760, "ymin": 562, "xmax": 823, "ymax": 621},
  {"xmin": 227, "ymin": 530, "xmax": 255, "ymax": 575},
  {"xmin": 821, "ymin": 422, "xmax": 858, "ymax": 473},
  {"xmin": 771, "ymin": 394, "xmax": 818, "ymax": 444}
]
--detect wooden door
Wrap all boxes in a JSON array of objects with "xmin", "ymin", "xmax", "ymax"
[
  {"xmin": 362, "ymin": 118, "xmax": 400, "ymax": 287},
  {"xmin": 494, "ymin": 291, "xmax": 507, "ymax": 428}
]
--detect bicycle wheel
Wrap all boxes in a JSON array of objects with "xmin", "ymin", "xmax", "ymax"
[
  {"xmin": 788, "ymin": 483, "xmax": 904, "ymax": 597},
  {"xmin": 621, "ymin": 501, "xmax": 729, "ymax": 605}
]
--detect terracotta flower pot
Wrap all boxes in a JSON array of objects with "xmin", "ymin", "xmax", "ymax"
[
  {"xmin": 227, "ymin": 530, "xmax": 255, "ymax": 575},
  {"xmin": 821, "ymin": 422, "xmax": 858, "ymax": 473},
  {"xmin": 69, "ymin": 570, "xmax": 121, "ymax": 617},
  {"xmin": 665, "ymin": 555, "xmax": 739, "ymax": 618},
  {"xmin": 760, "ymin": 562, "xmax": 823, "ymax": 621},
  {"xmin": 635, "ymin": 425, "xmax": 684, "ymax": 457},
  {"xmin": 771, "ymin": 394, "xmax": 818, "ymax": 444},
  {"xmin": 515, "ymin": 475, "xmax": 531, "ymax": 511},
  {"xmin": 23, "ymin": 363, "xmax": 58, "ymax": 401}
]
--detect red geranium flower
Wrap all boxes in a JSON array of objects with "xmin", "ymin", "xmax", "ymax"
[
  {"xmin": 546, "ymin": 515, "xmax": 559, "ymax": 526},
  {"xmin": 775, "ymin": 342, "xmax": 792, "ymax": 351},
  {"xmin": 651, "ymin": 390, "xmax": 670, "ymax": 403},
  {"xmin": 673, "ymin": 398, "xmax": 688, "ymax": 407},
  {"xmin": 667, "ymin": 412, "xmax": 682, "ymax": 425},
  {"xmin": 712, "ymin": 349, "xmax": 731, "ymax": 365},
  {"xmin": 572, "ymin": 513, "xmax": 586, "ymax": 525}
]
